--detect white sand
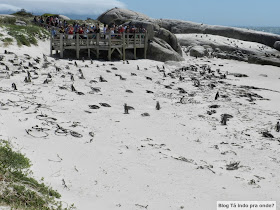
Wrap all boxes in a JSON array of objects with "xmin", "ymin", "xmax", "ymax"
[{"xmin": 0, "ymin": 33, "xmax": 280, "ymax": 210}]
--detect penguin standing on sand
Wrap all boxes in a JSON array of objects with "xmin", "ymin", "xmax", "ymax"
[
  {"xmin": 180, "ymin": 96, "xmax": 185, "ymax": 104},
  {"xmin": 71, "ymin": 84, "xmax": 76, "ymax": 92},
  {"xmin": 12, "ymin": 83, "xmax": 17, "ymax": 90},
  {"xmin": 124, "ymin": 103, "xmax": 129, "ymax": 114},
  {"xmin": 156, "ymin": 101, "xmax": 161, "ymax": 110},
  {"xmin": 215, "ymin": 91, "xmax": 220, "ymax": 100},
  {"xmin": 276, "ymin": 121, "xmax": 280, "ymax": 132},
  {"xmin": 221, "ymin": 114, "xmax": 227, "ymax": 125}
]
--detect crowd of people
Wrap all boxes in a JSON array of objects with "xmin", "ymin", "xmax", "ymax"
[{"xmin": 33, "ymin": 15, "xmax": 147, "ymax": 39}]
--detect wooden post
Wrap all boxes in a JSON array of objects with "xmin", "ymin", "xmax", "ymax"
[
  {"xmin": 144, "ymin": 31, "xmax": 148, "ymax": 59},
  {"xmin": 96, "ymin": 33, "xmax": 100, "ymax": 59},
  {"xmin": 134, "ymin": 33, "xmax": 137, "ymax": 60},
  {"xmin": 59, "ymin": 33, "xmax": 63, "ymax": 58},
  {"xmin": 108, "ymin": 33, "xmax": 112, "ymax": 61},
  {"xmin": 122, "ymin": 33, "xmax": 126, "ymax": 61},
  {"xmin": 50, "ymin": 35, "xmax": 53, "ymax": 56},
  {"xmin": 87, "ymin": 35, "xmax": 90, "ymax": 58},
  {"xmin": 76, "ymin": 34, "xmax": 80, "ymax": 59}
]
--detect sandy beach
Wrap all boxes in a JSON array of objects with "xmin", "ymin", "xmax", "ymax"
[{"xmin": 0, "ymin": 26, "xmax": 280, "ymax": 210}]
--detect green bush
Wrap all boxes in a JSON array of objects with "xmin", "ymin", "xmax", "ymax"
[
  {"xmin": 12, "ymin": 9, "xmax": 34, "ymax": 18},
  {"xmin": 0, "ymin": 140, "xmax": 30, "ymax": 171},
  {"xmin": 2, "ymin": 37, "xmax": 13, "ymax": 46},
  {"xmin": 42, "ymin": 13, "xmax": 59, "ymax": 17},
  {"xmin": 2, "ymin": 37, "xmax": 13, "ymax": 42}
]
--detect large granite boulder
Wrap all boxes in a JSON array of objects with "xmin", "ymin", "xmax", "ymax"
[
  {"xmin": 155, "ymin": 28, "xmax": 182, "ymax": 55},
  {"xmin": 274, "ymin": 41, "xmax": 280, "ymax": 51},
  {"xmin": 147, "ymin": 38, "xmax": 184, "ymax": 62},
  {"xmin": 248, "ymin": 55, "xmax": 280, "ymax": 67},
  {"xmin": 189, "ymin": 46, "xmax": 206, "ymax": 57},
  {"xmin": 123, "ymin": 20, "xmax": 157, "ymax": 39},
  {"xmin": 59, "ymin": 15, "xmax": 71, "ymax": 20},
  {"xmin": 98, "ymin": 8, "xmax": 182, "ymax": 58},
  {"xmin": 157, "ymin": 19, "xmax": 280, "ymax": 49},
  {"xmin": 15, "ymin": 20, "xmax": 26, "ymax": 26},
  {"xmin": 97, "ymin": 7, "xmax": 280, "ymax": 63},
  {"xmin": 98, "ymin": 7, "xmax": 150, "ymax": 25}
]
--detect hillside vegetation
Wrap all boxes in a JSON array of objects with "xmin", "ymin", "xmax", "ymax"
[
  {"xmin": 0, "ymin": 16, "xmax": 49, "ymax": 47},
  {"xmin": 0, "ymin": 140, "xmax": 74, "ymax": 209}
]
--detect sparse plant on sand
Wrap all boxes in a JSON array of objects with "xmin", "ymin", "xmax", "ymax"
[
  {"xmin": 0, "ymin": 21, "xmax": 49, "ymax": 46},
  {"xmin": 2, "ymin": 37, "xmax": 13, "ymax": 46},
  {"xmin": 0, "ymin": 140, "xmax": 75, "ymax": 209},
  {"xmin": 156, "ymin": 101, "xmax": 161, "ymax": 110}
]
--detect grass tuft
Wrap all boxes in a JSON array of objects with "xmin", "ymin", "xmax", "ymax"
[{"xmin": 1, "ymin": 37, "xmax": 13, "ymax": 46}]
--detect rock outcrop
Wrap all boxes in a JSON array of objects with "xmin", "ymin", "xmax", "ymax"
[
  {"xmin": 155, "ymin": 27, "xmax": 182, "ymax": 55},
  {"xmin": 177, "ymin": 34, "xmax": 280, "ymax": 67},
  {"xmin": 15, "ymin": 20, "xmax": 27, "ymax": 26},
  {"xmin": 274, "ymin": 41, "xmax": 280, "ymax": 51},
  {"xmin": 98, "ymin": 7, "xmax": 150, "ymax": 25},
  {"xmin": 189, "ymin": 46, "xmax": 206, "ymax": 57},
  {"xmin": 59, "ymin": 15, "xmax": 71, "ymax": 20},
  {"xmin": 156, "ymin": 19, "xmax": 280, "ymax": 50},
  {"xmin": 97, "ymin": 7, "xmax": 280, "ymax": 64},
  {"xmin": 147, "ymin": 38, "xmax": 184, "ymax": 62},
  {"xmin": 97, "ymin": 8, "xmax": 184, "ymax": 62}
]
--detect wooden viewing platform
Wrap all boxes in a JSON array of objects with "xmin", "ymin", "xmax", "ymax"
[{"xmin": 50, "ymin": 32, "xmax": 148, "ymax": 60}]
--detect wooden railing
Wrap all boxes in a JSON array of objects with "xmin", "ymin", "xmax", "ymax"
[
  {"xmin": 52, "ymin": 33, "xmax": 146, "ymax": 46},
  {"xmin": 50, "ymin": 32, "xmax": 148, "ymax": 60}
]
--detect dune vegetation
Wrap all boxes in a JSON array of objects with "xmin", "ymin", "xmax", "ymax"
[{"xmin": 0, "ymin": 140, "xmax": 75, "ymax": 209}]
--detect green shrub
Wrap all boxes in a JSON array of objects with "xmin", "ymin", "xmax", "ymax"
[
  {"xmin": 42, "ymin": 13, "xmax": 59, "ymax": 17},
  {"xmin": 2, "ymin": 37, "xmax": 13, "ymax": 42},
  {"xmin": 0, "ymin": 140, "xmax": 30, "ymax": 171},
  {"xmin": 2, "ymin": 37, "xmax": 13, "ymax": 46},
  {"xmin": 12, "ymin": 9, "xmax": 34, "ymax": 18}
]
